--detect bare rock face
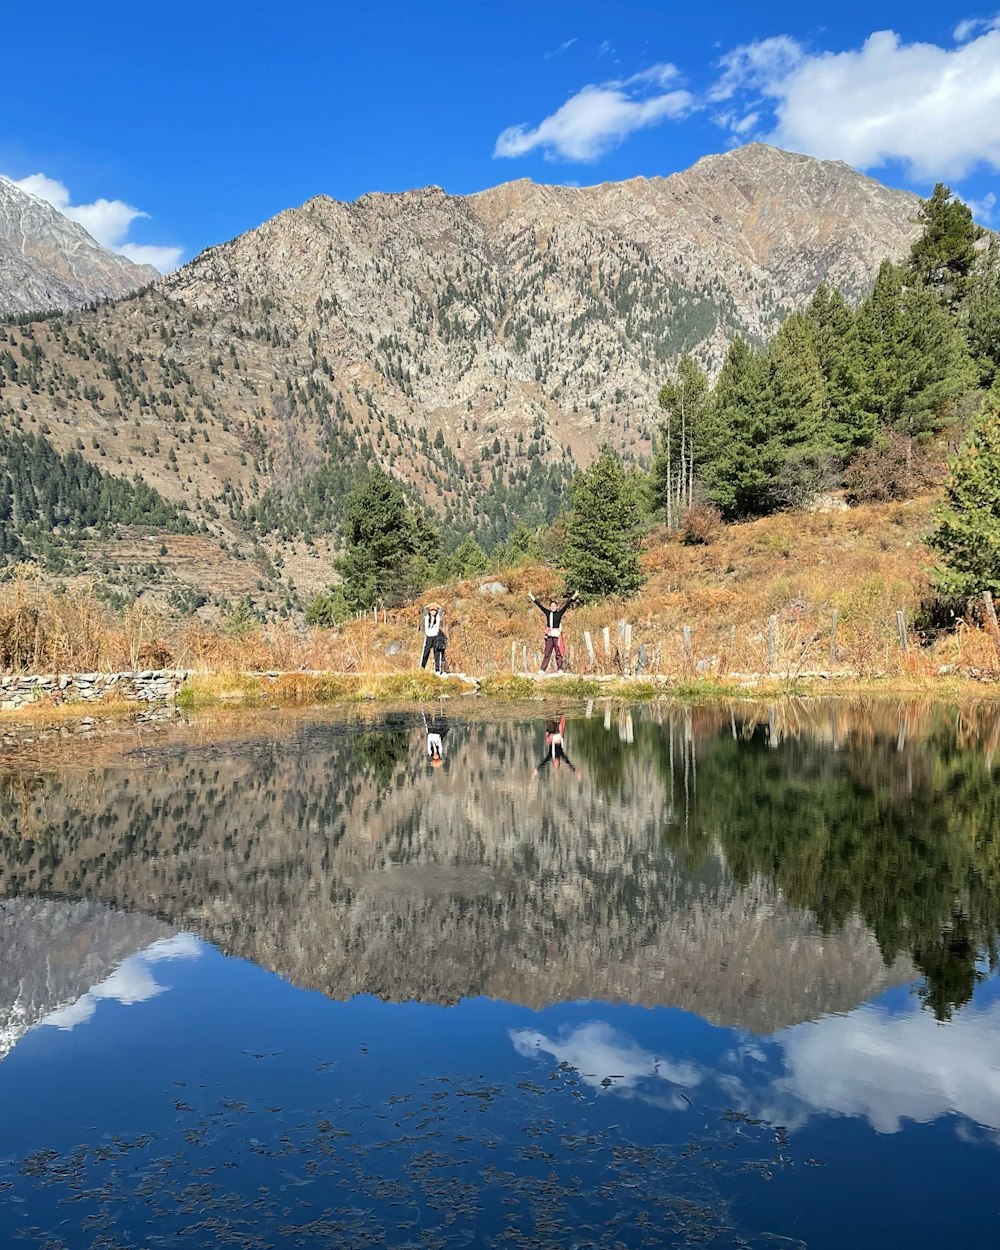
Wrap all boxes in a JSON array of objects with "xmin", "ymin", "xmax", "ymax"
[{"xmin": 0, "ymin": 177, "xmax": 159, "ymax": 316}]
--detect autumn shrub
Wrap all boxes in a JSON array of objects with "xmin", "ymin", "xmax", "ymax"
[
  {"xmin": 845, "ymin": 432, "xmax": 940, "ymax": 504},
  {"xmin": 680, "ymin": 501, "xmax": 723, "ymax": 546}
]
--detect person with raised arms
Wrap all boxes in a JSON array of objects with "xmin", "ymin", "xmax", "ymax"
[{"xmin": 528, "ymin": 590, "xmax": 577, "ymax": 674}]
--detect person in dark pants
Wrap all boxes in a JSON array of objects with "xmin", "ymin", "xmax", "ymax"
[
  {"xmin": 528, "ymin": 591, "xmax": 577, "ymax": 673},
  {"xmin": 533, "ymin": 715, "xmax": 581, "ymax": 778},
  {"xmin": 423, "ymin": 710, "xmax": 449, "ymax": 766},
  {"xmin": 420, "ymin": 603, "xmax": 446, "ymax": 674}
]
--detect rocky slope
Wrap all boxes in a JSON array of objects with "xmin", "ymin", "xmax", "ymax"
[
  {"xmin": 0, "ymin": 177, "xmax": 158, "ymax": 316},
  {"xmin": 0, "ymin": 145, "xmax": 922, "ymax": 595}
]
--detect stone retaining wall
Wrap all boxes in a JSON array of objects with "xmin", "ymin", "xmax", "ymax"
[{"xmin": 0, "ymin": 670, "xmax": 191, "ymax": 711}]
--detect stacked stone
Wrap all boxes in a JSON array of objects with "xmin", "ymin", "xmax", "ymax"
[{"xmin": 0, "ymin": 670, "xmax": 191, "ymax": 711}]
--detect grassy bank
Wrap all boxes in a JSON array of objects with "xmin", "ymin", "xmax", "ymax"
[
  {"xmin": 2, "ymin": 498, "xmax": 1000, "ymax": 693},
  {"xmin": 174, "ymin": 668, "xmax": 992, "ymax": 710}
]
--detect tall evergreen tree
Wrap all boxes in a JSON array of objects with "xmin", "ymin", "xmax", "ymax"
[
  {"xmin": 805, "ymin": 284, "xmax": 873, "ymax": 452},
  {"xmin": 561, "ymin": 445, "xmax": 645, "ymax": 601},
  {"xmin": 765, "ymin": 313, "xmax": 835, "ymax": 506},
  {"xmin": 928, "ymin": 403, "xmax": 1000, "ymax": 597},
  {"xmin": 336, "ymin": 467, "xmax": 436, "ymax": 611},
  {"xmin": 856, "ymin": 260, "xmax": 973, "ymax": 442},
  {"xmin": 697, "ymin": 338, "xmax": 773, "ymax": 518},
  {"xmin": 766, "ymin": 313, "xmax": 825, "ymax": 445},
  {"xmin": 967, "ymin": 238, "xmax": 1000, "ymax": 387},
  {"xmin": 907, "ymin": 183, "xmax": 982, "ymax": 309}
]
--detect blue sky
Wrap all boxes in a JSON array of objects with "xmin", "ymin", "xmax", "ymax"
[{"xmin": 2, "ymin": 1, "xmax": 998, "ymax": 269}]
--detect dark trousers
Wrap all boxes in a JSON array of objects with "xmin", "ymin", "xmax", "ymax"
[
  {"xmin": 421, "ymin": 638, "xmax": 444, "ymax": 672},
  {"xmin": 541, "ymin": 636, "xmax": 563, "ymax": 671}
]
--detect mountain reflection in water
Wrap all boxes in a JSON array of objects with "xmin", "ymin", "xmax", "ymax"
[{"xmin": 1, "ymin": 700, "xmax": 999, "ymax": 1249}]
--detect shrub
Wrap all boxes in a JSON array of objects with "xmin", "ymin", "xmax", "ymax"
[
  {"xmin": 680, "ymin": 501, "xmax": 723, "ymax": 546},
  {"xmin": 306, "ymin": 588, "xmax": 349, "ymax": 627},
  {"xmin": 845, "ymin": 432, "xmax": 939, "ymax": 504}
]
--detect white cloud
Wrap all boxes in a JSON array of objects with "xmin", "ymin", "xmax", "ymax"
[
  {"xmin": 967, "ymin": 190, "xmax": 998, "ymax": 222},
  {"xmin": 545, "ymin": 37, "xmax": 577, "ymax": 59},
  {"xmin": 39, "ymin": 933, "xmax": 202, "ymax": 1032},
  {"xmin": 954, "ymin": 14, "xmax": 1000, "ymax": 42},
  {"xmin": 510, "ymin": 1021, "xmax": 703, "ymax": 1101},
  {"xmin": 495, "ymin": 63, "xmax": 693, "ymax": 161},
  {"xmin": 118, "ymin": 242, "xmax": 187, "ymax": 271},
  {"xmin": 7, "ymin": 172, "xmax": 183, "ymax": 272},
  {"xmin": 766, "ymin": 998, "xmax": 1000, "ymax": 1136},
  {"xmin": 712, "ymin": 28, "xmax": 1000, "ymax": 181},
  {"xmin": 709, "ymin": 35, "xmax": 804, "ymax": 102}
]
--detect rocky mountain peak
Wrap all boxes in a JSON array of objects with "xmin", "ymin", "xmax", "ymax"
[
  {"xmin": 0, "ymin": 145, "xmax": 928, "ymax": 572},
  {"xmin": 0, "ymin": 176, "xmax": 159, "ymax": 317}
]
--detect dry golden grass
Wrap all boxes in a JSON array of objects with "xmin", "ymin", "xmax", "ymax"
[{"xmin": 2, "ymin": 499, "xmax": 998, "ymax": 688}]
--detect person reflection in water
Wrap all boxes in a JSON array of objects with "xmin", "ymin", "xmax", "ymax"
[
  {"xmin": 423, "ymin": 711, "xmax": 449, "ymax": 767},
  {"xmin": 533, "ymin": 715, "xmax": 581, "ymax": 779}
]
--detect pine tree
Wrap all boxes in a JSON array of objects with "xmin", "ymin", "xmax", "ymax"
[
  {"xmin": 805, "ymin": 284, "xmax": 872, "ymax": 452},
  {"xmin": 908, "ymin": 183, "xmax": 982, "ymax": 310},
  {"xmin": 765, "ymin": 313, "xmax": 834, "ymax": 506},
  {"xmin": 561, "ymin": 446, "xmax": 645, "ymax": 601},
  {"xmin": 652, "ymin": 354, "xmax": 709, "ymax": 526},
  {"xmin": 697, "ymin": 338, "xmax": 773, "ymax": 518},
  {"xmin": 336, "ymin": 467, "xmax": 434, "ymax": 610},
  {"xmin": 450, "ymin": 534, "xmax": 489, "ymax": 577},
  {"xmin": 857, "ymin": 260, "xmax": 973, "ymax": 442},
  {"xmin": 928, "ymin": 403, "xmax": 1000, "ymax": 597}
]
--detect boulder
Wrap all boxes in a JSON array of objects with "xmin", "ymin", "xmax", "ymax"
[
  {"xmin": 384, "ymin": 640, "xmax": 404, "ymax": 656},
  {"xmin": 478, "ymin": 581, "xmax": 509, "ymax": 597},
  {"xmin": 807, "ymin": 492, "xmax": 849, "ymax": 513}
]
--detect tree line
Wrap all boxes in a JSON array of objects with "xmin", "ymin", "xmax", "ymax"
[
  {"xmin": 0, "ymin": 429, "xmax": 194, "ymax": 563},
  {"xmin": 653, "ymin": 184, "xmax": 997, "ymax": 523}
]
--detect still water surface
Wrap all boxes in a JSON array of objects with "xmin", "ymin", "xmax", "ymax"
[{"xmin": 1, "ymin": 701, "xmax": 999, "ymax": 1248}]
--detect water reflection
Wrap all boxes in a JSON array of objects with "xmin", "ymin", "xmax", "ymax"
[
  {"xmin": 422, "ymin": 710, "xmax": 449, "ymax": 767},
  {"xmin": 0, "ymin": 701, "xmax": 998, "ymax": 1025},
  {"xmin": 533, "ymin": 714, "xmax": 581, "ymax": 778},
  {"xmin": 2, "ymin": 701, "xmax": 1000, "ymax": 1248}
]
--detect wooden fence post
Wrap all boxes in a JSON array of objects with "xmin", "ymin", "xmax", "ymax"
[
  {"xmin": 896, "ymin": 610, "xmax": 909, "ymax": 654},
  {"xmin": 511, "ymin": 640, "xmax": 517, "ymax": 673},
  {"xmin": 602, "ymin": 627, "xmax": 611, "ymax": 662},
  {"xmin": 828, "ymin": 608, "xmax": 839, "ymax": 666},
  {"xmin": 521, "ymin": 644, "xmax": 527, "ymax": 673},
  {"xmin": 766, "ymin": 615, "xmax": 778, "ymax": 672},
  {"xmin": 583, "ymin": 630, "xmax": 596, "ymax": 668},
  {"xmin": 982, "ymin": 591, "xmax": 1000, "ymax": 667}
]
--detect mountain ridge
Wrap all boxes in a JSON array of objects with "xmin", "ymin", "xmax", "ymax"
[
  {"xmin": 0, "ymin": 176, "xmax": 159, "ymax": 317},
  {"xmin": 0, "ymin": 144, "xmax": 927, "ymax": 599}
]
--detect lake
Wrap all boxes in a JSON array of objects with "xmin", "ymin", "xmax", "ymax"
[{"xmin": 1, "ymin": 699, "xmax": 999, "ymax": 1248}]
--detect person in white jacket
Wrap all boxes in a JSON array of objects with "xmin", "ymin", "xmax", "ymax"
[{"xmin": 420, "ymin": 603, "xmax": 446, "ymax": 674}]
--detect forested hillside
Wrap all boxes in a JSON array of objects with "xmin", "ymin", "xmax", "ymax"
[{"xmin": 0, "ymin": 429, "xmax": 193, "ymax": 566}]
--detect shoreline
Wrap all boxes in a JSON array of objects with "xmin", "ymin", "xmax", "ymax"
[{"xmin": 0, "ymin": 667, "xmax": 996, "ymax": 733}]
